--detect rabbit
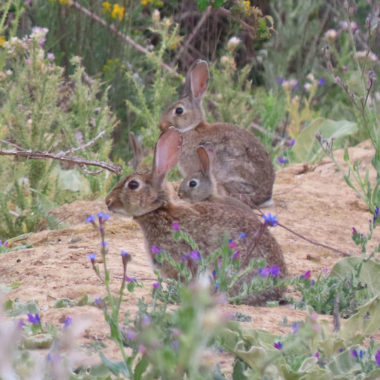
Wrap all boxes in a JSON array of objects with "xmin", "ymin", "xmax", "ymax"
[
  {"xmin": 105, "ymin": 128, "xmax": 288, "ymax": 305},
  {"xmin": 178, "ymin": 145, "xmax": 253, "ymax": 212},
  {"xmin": 159, "ymin": 59, "xmax": 275, "ymax": 208}
]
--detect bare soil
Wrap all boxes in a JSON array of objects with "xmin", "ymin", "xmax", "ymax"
[{"xmin": 1, "ymin": 140, "xmax": 379, "ymax": 372}]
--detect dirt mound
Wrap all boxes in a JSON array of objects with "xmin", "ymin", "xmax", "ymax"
[{"xmin": 0, "ymin": 140, "xmax": 378, "ymax": 369}]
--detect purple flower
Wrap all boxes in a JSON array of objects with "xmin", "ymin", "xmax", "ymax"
[
  {"xmin": 232, "ymin": 251, "xmax": 240, "ymax": 260},
  {"xmin": 294, "ymin": 82, "xmax": 299, "ymax": 90},
  {"xmin": 126, "ymin": 276, "xmax": 136, "ymax": 283},
  {"xmin": 212, "ymin": 269, "xmax": 217, "ymax": 279},
  {"xmin": 63, "ymin": 316, "xmax": 72, "ymax": 328},
  {"xmin": 126, "ymin": 328, "xmax": 137, "ymax": 340},
  {"xmin": 121, "ymin": 250, "xmax": 131, "ymax": 264},
  {"xmin": 375, "ymin": 350, "xmax": 380, "ymax": 366},
  {"xmin": 181, "ymin": 255, "xmax": 187, "ymax": 262},
  {"xmin": 97, "ymin": 212, "xmax": 110, "ymax": 222},
  {"xmin": 259, "ymin": 267, "xmax": 270, "ymax": 278},
  {"xmin": 152, "ymin": 282, "xmax": 160, "ymax": 289},
  {"xmin": 277, "ymin": 156, "xmax": 289, "ymax": 164},
  {"xmin": 339, "ymin": 348, "xmax": 344, "ymax": 353},
  {"xmin": 322, "ymin": 268, "xmax": 329, "ymax": 274},
  {"xmin": 190, "ymin": 250, "xmax": 201, "ymax": 260},
  {"xmin": 374, "ymin": 206, "xmax": 379, "ymax": 222},
  {"xmin": 288, "ymin": 139, "xmax": 295, "ymax": 147},
  {"xmin": 318, "ymin": 78, "xmax": 326, "ymax": 86},
  {"xmin": 277, "ymin": 77, "xmax": 284, "ymax": 85},
  {"xmin": 88, "ymin": 253, "xmax": 96, "ymax": 262},
  {"xmin": 85, "ymin": 215, "xmax": 95, "ymax": 224},
  {"xmin": 47, "ymin": 53, "xmax": 55, "ymax": 61},
  {"xmin": 172, "ymin": 340, "xmax": 178, "ymax": 350},
  {"xmin": 301, "ymin": 270, "xmax": 311, "ymax": 279},
  {"xmin": 314, "ymin": 352, "xmax": 320, "ymax": 358},
  {"xmin": 292, "ymin": 322, "xmax": 300, "ymax": 334},
  {"xmin": 151, "ymin": 245, "xmax": 161, "ymax": 254},
  {"xmin": 274, "ymin": 341, "xmax": 283, "ymax": 350},
  {"xmin": 229, "ymin": 241, "xmax": 237, "ymax": 249},
  {"xmin": 17, "ymin": 319, "xmax": 25, "ymax": 329},
  {"xmin": 102, "ymin": 241, "xmax": 108, "ymax": 247},
  {"xmin": 239, "ymin": 232, "xmax": 246, "ymax": 239},
  {"xmin": 27, "ymin": 313, "xmax": 41, "ymax": 325},
  {"xmin": 138, "ymin": 344, "xmax": 147, "ymax": 355},
  {"xmin": 95, "ymin": 297, "xmax": 101, "ymax": 305},
  {"xmin": 351, "ymin": 349, "xmax": 358, "ymax": 358},
  {"xmin": 270, "ymin": 265, "xmax": 280, "ymax": 277},
  {"xmin": 172, "ymin": 221, "xmax": 180, "ymax": 231},
  {"xmin": 142, "ymin": 316, "xmax": 152, "ymax": 327},
  {"xmin": 262, "ymin": 213, "xmax": 278, "ymax": 227}
]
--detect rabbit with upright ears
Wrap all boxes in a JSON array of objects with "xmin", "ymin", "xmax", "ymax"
[
  {"xmin": 178, "ymin": 145, "xmax": 253, "ymax": 212},
  {"xmin": 105, "ymin": 128, "xmax": 287, "ymax": 305},
  {"xmin": 159, "ymin": 60, "xmax": 275, "ymax": 208}
]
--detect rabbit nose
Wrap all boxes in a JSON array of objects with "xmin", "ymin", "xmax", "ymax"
[{"xmin": 159, "ymin": 120, "xmax": 170, "ymax": 132}]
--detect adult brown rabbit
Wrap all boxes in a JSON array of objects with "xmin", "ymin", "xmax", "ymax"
[
  {"xmin": 105, "ymin": 128, "xmax": 287, "ymax": 305},
  {"xmin": 159, "ymin": 60, "xmax": 275, "ymax": 208}
]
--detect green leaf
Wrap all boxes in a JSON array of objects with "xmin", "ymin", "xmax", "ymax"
[
  {"xmin": 212, "ymin": 0, "xmax": 226, "ymax": 8},
  {"xmin": 134, "ymin": 357, "xmax": 149, "ymax": 380},
  {"xmin": 99, "ymin": 352, "xmax": 129, "ymax": 377},
  {"xmin": 77, "ymin": 293, "xmax": 89, "ymax": 306},
  {"xmin": 4, "ymin": 299, "xmax": 39, "ymax": 317},
  {"xmin": 330, "ymin": 258, "xmax": 380, "ymax": 296},
  {"xmin": 196, "ymin": 0, "xmax": 209, "ymax": 12}
]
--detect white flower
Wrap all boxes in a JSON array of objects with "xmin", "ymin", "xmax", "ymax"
[{"xmin": 226, "ymin": 36, "xmax": 241, "ymax": 52}]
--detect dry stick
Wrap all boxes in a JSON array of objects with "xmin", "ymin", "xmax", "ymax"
[
  {"xmin": 171, "ymin": 6, "xmax": 212, "ymax": 66},
  {"xmin": 70, "ymin": 1, "xmax": 179, "ymax": 78},
  {"xmin": 253, "ymin": 208, "xmax": 351, "ymax": 257}
]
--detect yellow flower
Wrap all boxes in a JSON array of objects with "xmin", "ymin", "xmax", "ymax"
[
  {"xmin": 0, "ymin": 36, "xmax": 5, "ymax": 48},
  {"xmin": 242, "ymin": 0, "xmax": 250, "ymax": 13},
  {"xmin": 102, "ymin": 1, "xmax": 112, "ymax": 14},
  {"xmin": 111, "ymin": 4, "xmax": 125, "ymax": 20},
  {"xmin": 59, "ymin": 0, "xmax": 72, "ymax": 4},
  {"xmin": 141, "ymin": 0, "xmax": 153, "ymax": 6}
]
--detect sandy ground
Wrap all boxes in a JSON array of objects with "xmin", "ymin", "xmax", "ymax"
[{"xmin": 0, "ymin": 140, "xmax": 379, "ymax": 373}]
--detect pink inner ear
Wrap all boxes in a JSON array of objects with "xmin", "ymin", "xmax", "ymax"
[
  {"xmin": 154, "ymin": 129, "xmax": 182, "ymax": 178},
  {"xmin": 191, "ymin": 62, "xmax": 209, "ymax": 98}
]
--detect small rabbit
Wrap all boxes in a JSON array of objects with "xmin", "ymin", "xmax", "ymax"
[
  {"xmin": 106, "ymin": 128, "xmax": 287, "ymax": 305},
  {"xmin": 159, "ymin": 60, "xmax": 275, "ymax": 208},
  {"xmin": 178, "ymin": 145, "xmax": 253, "ymax": 212}
]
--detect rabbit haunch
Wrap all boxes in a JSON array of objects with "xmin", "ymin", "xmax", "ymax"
[
  {"xmin": 159, "ymin": 60, "xmax": 275, "ymax": 207},
  {"xmin": 105, "ymin": 129, "xmax": 288, "ymax": 305}
]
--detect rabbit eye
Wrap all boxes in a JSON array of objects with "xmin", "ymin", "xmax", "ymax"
[
  {"xmin": 175, "ymin": 107, "xmax": 184, "ymax": 115},
  {"xmin": 189, "ymin": 179, "xmax": 198, "ymax": 188},
  {"xmin": 127, "ymin": 180, "xmax": 140, "ymax": 190}
]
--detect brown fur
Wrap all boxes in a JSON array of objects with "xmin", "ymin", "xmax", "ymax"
[{"xmin": 105, "ymin": 129, "xmax": 287, "ymax": 305}]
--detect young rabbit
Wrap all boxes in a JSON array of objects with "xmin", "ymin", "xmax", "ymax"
[
  {"xmin": 178, "ymin": 145, "xmax": 253, "ymax": 212},
  {"xmin": 159, "ymin": 60, "xmax": 275, "ymax": 208},
  {"xmin": 106, "ymin": 128, "xmax": 287, "ymax": 305}
]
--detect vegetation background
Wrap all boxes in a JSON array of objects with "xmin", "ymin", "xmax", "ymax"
[{"xmin": 0, "ymin": 0, "xmax": 379, "ymax": 379}]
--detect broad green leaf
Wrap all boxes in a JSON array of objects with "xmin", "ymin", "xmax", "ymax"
[
  {"xmin": 330, "ymin": 258, "xmax": 380, "ymax": 296},
  {"xmin": 196, "ymin": 0, "xmax": 209, "ymax": 12},
  {"xmin": 134, "ymin": 357, "xmax": 149, "ymax": 380}
]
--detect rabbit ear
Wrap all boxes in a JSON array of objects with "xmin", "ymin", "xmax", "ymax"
[
  {"xmin": 152, "ymin": 129, "xmax": 182, "ymax": 188},
  {"xmin": 129, "ymin": 132, "xmax": 143, "ymax": 171},
  {"xmin": 197, "ymin": 146, "xmax": 210, "ymax": 176},
  {"xmin": 190, "ymin": 60, "xmax": 209, "ymax": 99}
]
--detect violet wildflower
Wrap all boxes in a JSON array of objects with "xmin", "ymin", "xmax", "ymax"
[
  {"xmin": 277, "ymin": 77, "xmax": 284, "ymax": 85},
  {"xmin": 94, "ymin": 297, "xmax": 101, "ymax": 305},
  {"xmin": 181, "ymin": 255, "xmax": 187, "ymax": 262},
  {"xmin": 232, "ymin": 251, "xmax": 240, "ymax": 260},
  {"xmin": 152, "ymin": 282, "xmax": 160, "ymax": 289},
  {"xmin": 88, "ymin": 253, "xmax": 96, "ymax": 263},
  {"xmin": 351, "ymin": 349, "xmax": 358, "ymax": 358},
  {"xmin": 262, "ymin": 213, "xmax": 278, "ymax": 227},
  {"xmin": 339, "ymin": 348, "xmax": 344, "ymax": 353},
  {"xmin": 63, "ymin": 316, "xmax": 72, "ymax": 328},
  {"xmin": 314, "ymin": 352, "xmax": 320, "ymax": 358},
  {"xmin": 190, "ymin": 250, "xmax": 201, "ymax": 260},
  {"xmin": 288, "ymin": 139, "xmax": 295, "ymax": 147},
  {"xmin": 97, "ymin": 212, "xmax": 110, "ymax": 223},
  {"xmin": 172, "ymin": 221, "xmax": 180, "ymax": 231},
  {"xmin": 121, "ymin": 250, "xmax": 131, "ymax": 265},
  {"xmin": 138, "ymin": 344, "xmax": 147, "ymax": 355},
  {"xmin": 172, "ymin": 340, "xmax": 179, "ymax": 350},
  {"xmin": 292, "ymin": 322, "xmax": 300, "ymax": 334},
  {"xmin": 301, "ymin": 270, "xmax": 311, "ymax": 279},
  {"xmin": 318, "ymin": 78, "xmax": 326, "ymax": 86},
  {"xmin": 17, "ymin": 319, "xmax": 25, "ymax": 329},
  {"xmin": 126, "ymin": 328, "xmax": 137, "ymax": 340},
  {"xmin": 4, "ymin": 241, "xmax": 8, "ymax": 247},
  {"xmin": 212, "ymin": 269, "xmax": 217, "ymax": 279},
  {"xmin": 229, "ymin": 241, "xmax": 237, "ymax": 249},
  {"xmin": 259, "ymin": 267, "xmax": 270, "ymax": 278},
  {"xmin": 239, "ymin": 232, "xmax": 246, "ymax": 239},
  {"xmin": 374, "ymin": 206, "xmax": 379, "ymax": 222},
  {"xmin": 27, "ymin": 313, "xmax": 41, "ymax": 324},
  {"xmin": 151, "ymin": 245, "xmax": 161, "ymax": 254},
  {"xmin": 142, "ymin": 316, "xmax": 152, "ymax": 327},
  {"xmin": 47, "ymin": 53, "xmax": 55, "ymax": 61},
  {"xmin": 375, "ymin": 350, "xmax": 380, "ymax": 366},
  {"xmin": 102, "ymin": 241, "xmax": 109, "ymax": 248},
  {"xmin": 85, "ymin": 215, "xmax": 95, "ymax": 224},
  {"xmin": 126, "ymin": 276, "xmax": 136, "ymax": 283},
  {"xmin": 270, "ymin": 265, "xmax": 280, "ymax": 277},
  {"xmin": 273, "ymin": 341, "xmax": 283, "ymax": 350},
  {"xmin": 277, "ymin": 156, "xmax": 289, "ymax": 164}
]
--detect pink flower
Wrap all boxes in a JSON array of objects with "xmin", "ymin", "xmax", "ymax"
[{"xmin": 172, "ymin": 221, "xmax": 180, "ymax": 231}]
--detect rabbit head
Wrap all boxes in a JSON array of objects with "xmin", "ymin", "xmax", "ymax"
[
  {"xmin": 178, "ymin": 145, "xmax": 216, "ymax": 202},
  {"xmin": 159, "ymin": 60, "xmax": 209, "ymax": 133},
  {"xmin": 106, "ymin": 128, "xmax": 182, "ymax": 217}
]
